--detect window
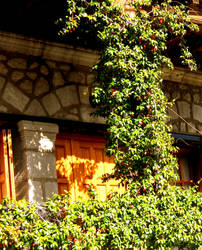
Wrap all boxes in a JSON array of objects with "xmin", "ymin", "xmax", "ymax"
[
  {"xmin": 0, "ymin": 129, "xmax": 16, "ymax": 202},
  {"xmin": 175, "ymin": 149, "xmax": 193, "ymax": 189},
  {"xmin": 175, "ymin": 147, "xmax": 202, "ymax": 191}
]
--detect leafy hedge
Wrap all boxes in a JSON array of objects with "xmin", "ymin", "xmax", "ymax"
[{"xmin": 0, "ymin": 185, "xmax": 201, "ymax": 249}]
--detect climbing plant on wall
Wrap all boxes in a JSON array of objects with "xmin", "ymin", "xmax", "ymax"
[{"xmin": 58, "ymin": 0, "xmax": 198, "ymax": 193}]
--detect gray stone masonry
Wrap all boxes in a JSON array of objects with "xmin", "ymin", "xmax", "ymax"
[
  {"xmin": 17, "ymin": 120, "xmax": 59, "ymax": 202},
  {"xmin": 0, "ymin": 31, "xmax": 201, "ymax": 134},
  {"xmin": 0, "ymin": 31, "xmax": 103, "ymax": 124},
  {"xmin": 163, "ymin": 81, "xmax": 202, "ymax": 135}
]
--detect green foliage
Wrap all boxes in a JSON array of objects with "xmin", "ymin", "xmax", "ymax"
[
  {"xmin": 1, "ymin": 1, "xmax": 200, "ymax": 249},
  {"xmin": 58, "ymin": 0, "xmax": 198, "ymax": 192},
  {"xmin": 0, "ymin": 188, "xmax": 201, "ymax": 249}
]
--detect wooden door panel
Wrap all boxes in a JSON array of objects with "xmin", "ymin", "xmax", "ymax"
[
  {"xmin": 94, "ymin": 148, "xmax": 105, "ymax": 179},
  {"xmin": 71, "ymin": 140, "xmax": 95, "ymax": 201},
  {"xmin": 97, "ymin": 184, "xmax": 107, "ymax": 201},
  {"xmin": 56, "ymin": 134, "xmax": 124, "ymax": 201},
  {"xmin": 0, "ymin": 129, "xmax": 16, "ymax": 203},
  {"xmin": 55, "ymin": 139, "xmax": 76, "ymax": 200}
]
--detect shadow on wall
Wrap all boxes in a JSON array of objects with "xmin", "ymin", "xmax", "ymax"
[
  {"xmin": 56, "ymin": 156, "xmax": 98, "ymax": 195},
  {"xmin": 56, "ymin": 155, "xmax": 118, "ymax": 201},
  {"xmin": 12, "ymin": 129, "xmax": 26, "ymax": 200}
]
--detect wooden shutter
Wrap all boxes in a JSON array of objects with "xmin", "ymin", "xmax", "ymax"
[
  {"xmin": 0, "ymin": 129, "xmax": 16, "ymax": 202},
  {"xmin": 197, "ymin": 153, "xmax": 202, "ymax": 192},
  {"xmin": 55, "ymin": 134, "xmax": 124, "ymax": 201}
]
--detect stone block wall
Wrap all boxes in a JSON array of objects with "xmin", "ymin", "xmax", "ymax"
[
  {"xmin": 0, "ymin": 31, "xmax": 104, "ymax": 125},
  {"xmin": 0, "ymin": 31, "xmax": 201, "ymax": 135},
  {"xmin": 163, "ymin": 80, "xmax": 202, "ymax": 135}
]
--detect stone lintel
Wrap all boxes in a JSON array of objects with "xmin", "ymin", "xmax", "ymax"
[
  {"xmin": 0, "ymin": 30, "xmax": 98, "ymax": 68},
  {"xmin": 163, "ymin": 67, "xmax": 202, "ymax": 87}
]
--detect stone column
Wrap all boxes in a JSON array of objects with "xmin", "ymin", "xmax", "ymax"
[{"xmin": 17, "ymin": 120, "xmax": 59, "ymax": 203}]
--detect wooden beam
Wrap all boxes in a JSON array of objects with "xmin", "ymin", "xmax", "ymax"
[
  {"xmin": 7, "ymin": 130, "xmax": 16, "ymax": 200},
  {"xmin": 2, "ymin": 130, "xmax": 10, "ymax": 199},
  {"xmin": 190, "ymin": 15, "xmax": 202, "ymax": 24}
]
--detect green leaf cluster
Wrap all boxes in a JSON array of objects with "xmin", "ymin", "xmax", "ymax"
[
  {"xmin": 0, "ymin": 187, "xmax": 201, "ymax": 249},
  {"xmin": 58, "ymin": 0, "xmax": 198, "ymax": 192}
]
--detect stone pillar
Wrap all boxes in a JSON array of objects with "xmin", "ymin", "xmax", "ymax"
[{"xmin": 17, "ymin": 120, "xmax": 59, "ymax": 203}]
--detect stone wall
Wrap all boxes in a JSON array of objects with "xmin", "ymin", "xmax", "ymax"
[
  {"xmin": 0, "ymin": 31, "xmax": 104, "ymax": 124},
  {"xmin": 163, "ymin": 68, "xmax": 202, "ymax": 135},
  {"xmin": 0, "ymin": 31, "xmax": 201, "ymax": 134}
]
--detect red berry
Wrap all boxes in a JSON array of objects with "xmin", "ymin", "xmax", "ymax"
[
  {"xmin": 78, "ymin": 218, "xmax": 82, "ymax": 223},
  {"xmin": 107, "ymin": 194, "xmax": 111, "ymax": 199},
  {"xmin": 146, "ymin": 114, "xmax": 149, "ymax": 117},
  {"xmin": 112, "ymin": 89, "xmax": 116, "ymax": 93},
  {"xmin": 159, "ymin": 19, "xmax": 164, "ymax": 23},
  {"xmin": 138, "ymin": 38, "xmax": 142, "ymax": 43},
  {"xmin": 69, "ymin": 245, "xmax": 73, "ymax": 249}
]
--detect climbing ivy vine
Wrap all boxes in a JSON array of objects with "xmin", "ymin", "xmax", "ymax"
[{"xmin": 58, "ymin": 0, "xmax": 198, "ymax": 193}]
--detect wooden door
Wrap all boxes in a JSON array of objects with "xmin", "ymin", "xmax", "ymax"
[
  {"xmin": 55, "ymin": 138, "xmax": 76, "ymax": 200},
  {"xmin": 55, "ymin": 134, "xmax": 124, "ymax": 201},
  {"xmin": 0, "ymin": 129, "xmax": 15, "ymax": 202}
]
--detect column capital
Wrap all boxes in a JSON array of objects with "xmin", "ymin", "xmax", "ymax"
[
  {"xmin": 17, "ymin": 120, "xmax": 59, "ymax": 152},
  {"xmin": 18, "ymin": 120, "xmax": 59, "ymax": 134}
]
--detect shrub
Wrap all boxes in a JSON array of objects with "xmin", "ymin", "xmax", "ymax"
[{"xmin": 0, "ymin": 186, "xmax": 201, "ymax": 249}]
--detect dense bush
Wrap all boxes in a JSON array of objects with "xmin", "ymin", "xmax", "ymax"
[{"xmin": 0, "ymin": 186, "xmax": 201, "ymax": 249}]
